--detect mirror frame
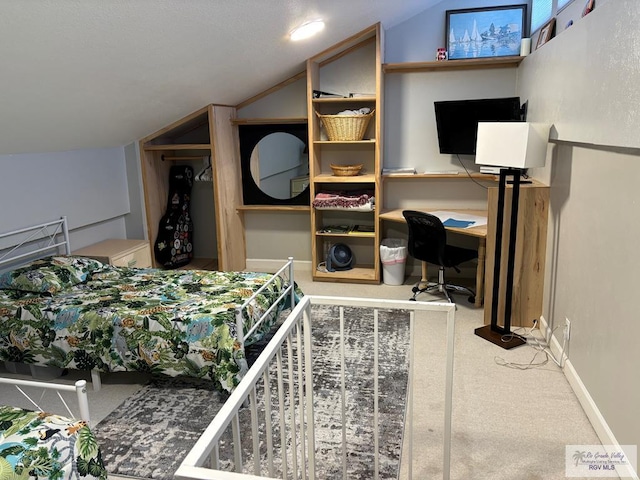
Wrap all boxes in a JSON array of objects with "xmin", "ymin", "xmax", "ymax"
[{"xmin": 239, "ymin": 123, "xmax": 310, "ymax": 206}]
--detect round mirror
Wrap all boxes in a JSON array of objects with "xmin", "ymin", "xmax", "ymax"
[
  {"xmin": 239, "ymin": 123, "xmax": 309, "ymax": 206},
  {"xmin": 249, "ymin": 132, "xmax": 309, "ymax": 200}
]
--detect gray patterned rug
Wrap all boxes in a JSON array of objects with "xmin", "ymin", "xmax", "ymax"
[{"xmin": 93, "ymin": 305, "xmax": 410, "ymax": 479}]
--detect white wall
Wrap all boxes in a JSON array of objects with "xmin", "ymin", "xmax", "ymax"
[
  {"xmin": 0, "ymin": 146, "xmax": 130, "ymax": 250},
  {"xmin": 519, "ymin": 0, "xmax": 640, "ymax": 458},
  {"xmin": 384, "ymin": 69, "xmax": 518, "ymax": 173}
]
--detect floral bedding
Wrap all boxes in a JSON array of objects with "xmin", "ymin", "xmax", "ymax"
[
  {"xmin": 0, "ymin": 406, "xmax": 106, "ymax": 480},
  {"xmin": 0, "ymin": 257, "xmax": 294, "ymax": 392}
]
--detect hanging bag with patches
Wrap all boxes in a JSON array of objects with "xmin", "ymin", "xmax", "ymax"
[{"xmin": 154, "ymin": 165, "xmax": 194, "ymax": 268}]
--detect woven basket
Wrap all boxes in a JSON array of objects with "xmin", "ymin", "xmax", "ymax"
[
  {"xmin": 316, "ymin": 110, "xmax": 374, "ymax": 141},
  {"xmin": 330, "ymin": 164, "xmax": 363, "ymax": 176}
]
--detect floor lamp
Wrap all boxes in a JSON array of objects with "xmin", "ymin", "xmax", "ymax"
[{"xmin": 473, "ymin": 122, "xmax": 551, "ymax": 349}]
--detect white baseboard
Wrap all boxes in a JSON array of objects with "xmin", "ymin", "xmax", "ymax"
[
  {"xmin": 246, "ymin": 258, "xmax": 312, "ymax": 274},
  {"xmin": 245, "ymin": 260, "xmax": 475, "ymax": 279},
  {"xmin": 539, "ymin": 316, "xmax": 639, "ymax": 480}
]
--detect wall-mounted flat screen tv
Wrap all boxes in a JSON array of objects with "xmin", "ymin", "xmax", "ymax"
[{"xmin": 434, "ymin": 97, "xmax": 523, "ymax": 155}]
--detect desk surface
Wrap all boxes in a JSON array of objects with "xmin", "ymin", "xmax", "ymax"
[{"xmin": 379, "ymin": 208, "xmax": 488, "ymax": 238}]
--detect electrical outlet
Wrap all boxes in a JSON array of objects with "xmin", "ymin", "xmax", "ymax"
[{"xmin": 565, "ymin": 318, "xmax": 571, "ymax": 341}]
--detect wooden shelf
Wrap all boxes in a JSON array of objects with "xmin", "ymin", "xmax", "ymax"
[
  {"xmin": 383, "ymin": 56, "xmax": 523, "ymax": 74},
  {"xmin": 313, "ymin": 139, "xmax": 376, "ymax": 145},
  {"xmin": 237, "ymin": 205, "xmax": 310, "ymax": 212},
  {"xmin": 312, "ymin": 96, "xmax": 376, "ymax": 103},
  {"xmin": 313, "ymin": 266, "xmax": 378, "ymax": 284},
  {"xmin": 232, "ymin": 117, "xmax": 307, "ymax": 125},
  {"xmin": 143, "ymin": 144, "xmax": 212, "ymax": 151},
  {"xmin": 313, "ymin": 173, "xmax": 376, "ymax": 183},
  {"xmin": 316, "ymin": 231, "xmax": 375, "ymax": 238},
  {"xmin": 382, "ymin": 172, "xmax": 495, "ymax": 180}
]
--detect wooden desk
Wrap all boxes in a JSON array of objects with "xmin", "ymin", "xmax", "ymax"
[
  {"xmin": 379, "ymin": 208, "xmax": 487, "ymax": 307},
  {"xmin": 484, "ymin": 183, "xmax": 549, "ymax": 328}
]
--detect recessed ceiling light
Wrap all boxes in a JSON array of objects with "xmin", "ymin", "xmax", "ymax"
[{"xmin": 290, "ymin": 19, "xmax": 325, "ymax": 41}]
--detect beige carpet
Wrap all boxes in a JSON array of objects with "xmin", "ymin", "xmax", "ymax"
[
  {"xmin": 296, "ymin": 269, "xmax": 602, "ymax": 480},
  {"xmin": 0, "ymin": 268, "xmax": 601, "ymax": 479}
]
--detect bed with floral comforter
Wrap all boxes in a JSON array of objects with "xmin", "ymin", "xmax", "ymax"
[
  {"xmin": 0, "ymin": 256, "xmax": 295, "ymax": 392},
  {"xmin": 0, "ymin": 406, "xmax": 106, "ymax": 480}
]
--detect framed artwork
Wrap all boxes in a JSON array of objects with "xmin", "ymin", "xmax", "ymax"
[
  {"xmin": 535, "ymin": 18, "xmax": 556, "ymax": 49},
  {"xmin": 446, "ymin": 4, "xmax": 528, "ymax": 60},
  {"xmin": 582, "ymin": 0, "xmax": 595, "ymax": 17}
]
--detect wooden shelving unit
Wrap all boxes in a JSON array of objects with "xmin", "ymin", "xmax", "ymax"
[{"xmin": 307, "ymin": 24, "xmax": 383, "ymax": 284}]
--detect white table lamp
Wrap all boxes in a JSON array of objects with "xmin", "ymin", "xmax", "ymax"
[
  {"xmin": 474, "ymin": 122, "xmax": 551, "ymax": 349},
  {"xmin": 475, "ymin": 122, "xmax": 551, "ymax": 169}
]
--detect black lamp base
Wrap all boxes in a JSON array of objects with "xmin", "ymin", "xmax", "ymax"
[{"xmin": 474, "ymin": 325, "xmax": 526, "ymax": 350}]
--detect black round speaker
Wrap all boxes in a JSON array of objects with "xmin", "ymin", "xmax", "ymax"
[{"xmin": 327, "ymin": 243, "xmax": 353, "ymax": 271}]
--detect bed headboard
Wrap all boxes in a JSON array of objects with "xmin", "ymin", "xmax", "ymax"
[{"xmin": 0, "ymin": 216, "xmax": 71, "ymax": 271}]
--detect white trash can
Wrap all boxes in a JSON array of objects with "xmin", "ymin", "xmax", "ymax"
[{"xmin": 380, "ymin": 238, "xmax": 407, "ymax": 285}]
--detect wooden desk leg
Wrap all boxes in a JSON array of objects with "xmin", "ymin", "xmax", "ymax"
[
  {"xmin": 475, "ymin": 238, "xmax": 486, "ymax": 308},
  {"xmin": 419, "ymin": 261, "xmax": 429, "ymax": 289}
]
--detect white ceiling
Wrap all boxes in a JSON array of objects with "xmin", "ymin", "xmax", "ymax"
[{"xmin": 0, "ymin": 0, "xmax": 439, "ymax": 155}]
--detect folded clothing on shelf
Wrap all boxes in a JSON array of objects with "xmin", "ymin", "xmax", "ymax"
[
  {"xmin": 336, "ymin": 107, "xmax": 371, "ymax": 115},
  {"xmin": 312, "ymin": 190, "xmax": 375, "ymax": 210}
]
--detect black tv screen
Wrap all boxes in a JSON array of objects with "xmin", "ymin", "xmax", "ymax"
[{"xmin": 434, "ymin": 97, "xmax": 523, "ymax": 155}]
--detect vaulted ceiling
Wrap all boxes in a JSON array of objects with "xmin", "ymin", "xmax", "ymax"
[{"xmin": 0, "ymin": 0, "xmax": 441, "ymax": 155}]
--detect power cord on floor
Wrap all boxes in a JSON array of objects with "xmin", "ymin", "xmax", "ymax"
[{"xmin": 494, "ymin": 319, "xmax": 565, "ymax": 370}]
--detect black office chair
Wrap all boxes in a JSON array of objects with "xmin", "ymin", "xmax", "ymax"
[{"xmin": 402, "ymin": 210, "xmax": 477, "ymax": 304}]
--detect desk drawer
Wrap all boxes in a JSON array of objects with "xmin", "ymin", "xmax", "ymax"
[{"xmin": 111, "ymin": 245, "xmax": 152, "ymax": 268}]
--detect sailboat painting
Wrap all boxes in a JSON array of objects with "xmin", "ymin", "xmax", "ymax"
[{"xmin": 446, "ymin": 5, "xmax": 527, "ymax": 60}]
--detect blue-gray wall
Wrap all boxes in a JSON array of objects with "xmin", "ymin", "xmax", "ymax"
[{"xmin": 0, "ymin": 146, "xmax": 132, "ymax": 250}]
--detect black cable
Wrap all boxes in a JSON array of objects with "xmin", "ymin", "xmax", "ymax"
[
  {"xmin": 457, "ymin": 154, "xmax": 532, "ymax": 188},
  {"xmin": 455, "ymin": 154, "xmax": 491, "ymax": 190}
]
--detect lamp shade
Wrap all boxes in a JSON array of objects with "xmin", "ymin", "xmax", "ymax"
[{"xmin": 475, "ymin": 122, "xmax": 551, "ymax": 169}]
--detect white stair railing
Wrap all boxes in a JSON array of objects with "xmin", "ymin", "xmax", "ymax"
[{"xmin": 175, "ymin": 295, "xmax": 455, "ymax": 480}]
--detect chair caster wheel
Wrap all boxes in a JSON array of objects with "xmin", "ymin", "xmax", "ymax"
[
  {"xmin": 468, "ymin": 296, "xmax": 475, "ymax": 304},
  {"xmin": 411, "ymin": 286, "xmax": 419, "ymax": 293},
  {"xmin": 409, "ymin": 298, "xmax": 416, "ymax": 301}
]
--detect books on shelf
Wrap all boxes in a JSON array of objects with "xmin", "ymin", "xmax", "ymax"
[
  {"xmin": 350, "ymin": 224, "xmax": 375, "ymax": 234},
  {"xmin": 312, "ymin": 90, "xmax": 346, "ymax": 99},
  {"xmin": 318, "ymin": 225, "xmax": 351, "ymax": 233},
  {"xmin": 312, "ymin": 90, "xmax": 376, "ymax": 99},
  {"xmin": 318, "ymin": 224, "xmax": 375, "ymax": 235}
]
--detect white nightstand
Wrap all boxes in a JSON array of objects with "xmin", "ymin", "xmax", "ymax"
[{"xmin": 73, "ymin": 239, "xmax": 152, "ymax": 268}]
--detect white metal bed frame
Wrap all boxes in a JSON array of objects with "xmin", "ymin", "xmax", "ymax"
[
  {"xmin": 0, "ymin": 217, "xmax": 297, "ymax": 393},
  {"xmin": 175, "ymin": 295, "xmax": 455, "ymax": 480},
  {"xmin": 0, "ymin": 216, "xmax": 71, "ymax": 267},
  {"xmin": 0, "ymin": 377, "xmax": 91, "ymax": 424}
]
